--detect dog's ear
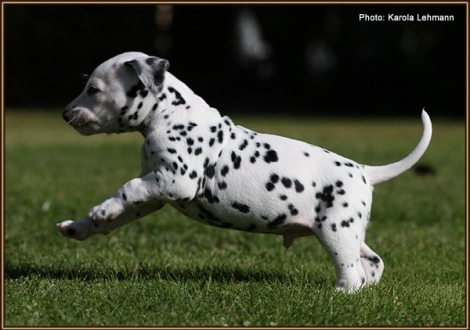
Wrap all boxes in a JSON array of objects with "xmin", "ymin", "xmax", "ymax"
[{"xmin": 125, "ymin": 56, "xmax": 170, "ymax": 94}]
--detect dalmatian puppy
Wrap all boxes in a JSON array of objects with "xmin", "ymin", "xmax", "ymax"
[{"xmin": 58, "ymin": 52, "xmax": 432, "ymax": 292}]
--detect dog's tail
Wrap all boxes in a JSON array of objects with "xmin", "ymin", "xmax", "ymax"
[{"xmin": 364, "ymin": 109, "xmax": 432, "ymax": 185}]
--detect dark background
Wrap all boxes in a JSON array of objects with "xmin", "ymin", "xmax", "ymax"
[{"xmin": 3, "ymin": 4, "xmax": 467, "ymax": 117}]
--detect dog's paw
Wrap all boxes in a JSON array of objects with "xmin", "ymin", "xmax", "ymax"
[
  {"xmin": 334, "ymin": 276, "xmax": 366, "ymax": 294},
  {"xmin": 57, "ymin": 219, "xmax": 95, "ymax": 241},
  {"xmin": 88, "ymin": 198, "xmax": 124, "ymax": 222}
]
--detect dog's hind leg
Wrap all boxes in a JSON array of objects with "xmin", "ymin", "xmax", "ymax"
[
  {"xmin": 360, "ymin": 242, "xmax": 384, "ymax": 285},
  {"xmin": 313, "ymin": 224, "xmax": 367, "ymax": 293}
]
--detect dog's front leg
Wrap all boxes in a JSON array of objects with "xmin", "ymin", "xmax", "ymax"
[
  {"xmin": 88, "ymin": 172, "xmax": 165, "ymax": 222},
  {"xmin": 58, "ymin": 171, "xmax": 167, "ymax": 241},
  {"xmin": 57, "ymin": 203, "xmax": 164, "ymax": 241}
]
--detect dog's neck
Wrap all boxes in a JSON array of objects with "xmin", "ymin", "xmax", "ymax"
[{"xmin": 134, "ymin": 72, "xmax": 219, "ymax": 138}]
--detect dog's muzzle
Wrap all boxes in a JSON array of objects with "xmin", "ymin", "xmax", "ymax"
[{"xmin": 62, "ymin": 107, "xmax": 100, "ymax": 135}]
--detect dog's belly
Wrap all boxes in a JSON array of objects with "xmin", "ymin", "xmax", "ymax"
[{"xmin": 170, "ymin": 200, "xmax": 314, "ymax": 235}]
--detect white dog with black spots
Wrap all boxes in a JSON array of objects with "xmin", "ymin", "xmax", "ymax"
[{"xmin": 58, "ymin": 52, "xmax": 432, "ymax": 292}]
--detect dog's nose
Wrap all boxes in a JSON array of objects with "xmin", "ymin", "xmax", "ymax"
[
  {"xmin": 62, "ymin": 105, "xmax": 75, "ymax": 122},
  {"xmin": 62, "ymin": 110, "xmax": 70, "ymax": 122}
]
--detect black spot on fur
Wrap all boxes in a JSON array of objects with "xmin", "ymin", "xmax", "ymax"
[
  {"xmin": 126, "ymin": 82, "xmax": 144, "ymax": 98},
  {"xmin": 168, "ymin": 86, "xmax": 186, "ymax": 105},
  {"xmin": 204, "ymin": 165, "xmax": 215, "ymax": 178},
  {"xmin": 217, "ymin": 130, "xmax": 224, "ymax": 144},
  {"xmin": 367, "ymin": 255, "xmax": 381, "ymax": 264},
  {"xmin": 264, "ymin": 150, "xmax": 278, "ymax": 163},
  {"xmin": 281, "ymin": 178, "xmax": 292, "ymax": 188},
  {"xmin": 316, "ymin": 185, "xmax": 335, "ymax": 208},
  {"xmin": 268, "ymin": 213, "xmax": 286, "ymax": 228},
  {"xmin": 288, "ymin": 204, "xmax": 299, "ymax": 216},
  {"xmin": 294, "ymin": 180, "xmax": 304, "ymax": 193},
  {"xmin": 266, "ymin": 182, "xmax": 275, "ymax": 191},
  {"xmin": 197, "ymin": 204, "xmax": 221, "ymax": 222},
  {"xmin": 172, "ymin": 124, "xmax": 184, "ymax": 130},
  {"xmin": 270, "ymin": 174, "xmax": 279, "ymax": 183},
  {"xmin": 204, "ymin": 189, "xmax": 219, "ymax": 204},
  {"xmin": 232, "ymin": 202, "xmax": 250, "ymax": 213},
  {"xmin": 231, "ymin": 151, "xmax": 241, "ymax": 169},
  {"xmin": 221, "ymin": 165, "xmax": 229, "ymax": 177},
  {"xmin": 239, "ymin": 140, "xmax": 248, "ymax": 151}
]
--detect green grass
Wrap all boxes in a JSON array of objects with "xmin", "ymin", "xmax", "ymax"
[{"xmin": 4, "ymin": 109, "xmax": 466, "ymax": 326}]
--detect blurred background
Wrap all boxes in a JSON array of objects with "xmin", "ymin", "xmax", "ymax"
[{"xmin": 3, "ymin": 4, "xmax": 466, "ymax": 117}]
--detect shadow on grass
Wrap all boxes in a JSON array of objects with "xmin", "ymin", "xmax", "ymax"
[{"xmin": 5, "ymin": 260, "xmax": 316, "ymax": 284}]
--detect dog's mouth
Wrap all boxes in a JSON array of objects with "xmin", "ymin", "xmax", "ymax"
[
  {"xmin": 63, "ymin": 111, "xmax": 102, "ymax": 135},
  {"xmin": 73, "ymin": 121, "xmax": 102, "ymax": 135}
]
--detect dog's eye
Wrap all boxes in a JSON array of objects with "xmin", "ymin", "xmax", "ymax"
[{"xmin": 87, "ymin": 86, "xmax": 100, "ymax": 96}]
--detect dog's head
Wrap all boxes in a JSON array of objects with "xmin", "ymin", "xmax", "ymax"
[{"xmin": 62, "ymin": 52, "xmax": 169, "ymax": 135}]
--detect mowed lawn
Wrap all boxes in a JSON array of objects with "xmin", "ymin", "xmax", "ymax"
[{"xmin": 4, "ymin": 109, "xmax": 466, "ymax": 326}]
